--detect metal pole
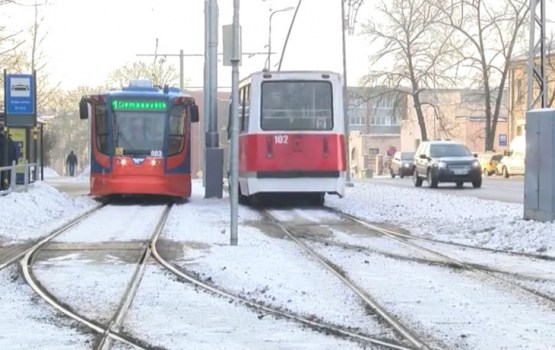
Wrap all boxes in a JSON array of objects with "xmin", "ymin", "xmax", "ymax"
[
  {"xmin": 209, "ymin": 0, "xmax": 218, "ymax": 144},
  {"xmin": 341, "ymin": 0, "xmax": 353, "ymax": 186},
  {"xmin": 40, "ymin": 123, "xmax": 44, "ymax": 181},
  {"xmin": 278, "ymin": 0, "xmax": 302, "ymax": 71},
  {"xmin": 230, "ymin": 0, "xmax": 240, "ymax": 246},
  {"xmin": 204, "ymin": 0, "xmax": 223, "ymax": 198},
  {"xmin": 267, "ymin": 11, "xmax": 272, "ymax": 69},
  {"xmin": 179, "ymin": 49, "xmax": 184, "ymax": 90},
  {"xmin": 527, "ymin": 0, "xmax": 537, "ymax": 110},
  {"xmin": 527, "ymin": 0, "xmax": 547, "ymax": 110},
  {"xmin": 203, "ymin": 0, "xmax": 209, "ymax": 186}
]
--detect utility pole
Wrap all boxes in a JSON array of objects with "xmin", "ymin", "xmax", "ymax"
[
  {"xmin": 136, "ymin": 47, "xmax": 268, "ymax": 192},
  {"xmin": 527, "ymin": 0, "xmax": 547, "ymax": 110},
  {"xmin": 204, "ymin": 0, "xmax": 224, "ymax": 199},
  {"xmin": 229, "ymin": 0, "xmax": 241, "ymax": 246},
  {"xmin": 341, "ymin": 0, "xmax": 363, "ymax": 186}
]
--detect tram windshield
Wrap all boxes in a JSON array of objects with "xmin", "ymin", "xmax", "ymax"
[
  {"xmin": 261, "ymin": 81, "xmax": 333, "ymax": 131},
  {"xmin": 113, "ymin": 111, "xmax": 165, "ymax": 156}
]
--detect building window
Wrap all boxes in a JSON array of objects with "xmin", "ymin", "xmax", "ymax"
[
  {"xmin": 370, "ymin": 115, "xmax": 396, "ymax": 126},
  {"xmin": 349, "ymin": 98, "xmax": 366, "ymax": 126},
  {"xmin": 368, "ymin": 148, "xmax": 379, "ymax": 155}
]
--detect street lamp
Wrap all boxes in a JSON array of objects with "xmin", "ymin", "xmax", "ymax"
[
  {"xmin": 267, "ymin": 6, "xmax": 295, "ymax": 70},
  {"xmin": 341, "ymin": 0, "xmax": 363, "ymax": 186}
]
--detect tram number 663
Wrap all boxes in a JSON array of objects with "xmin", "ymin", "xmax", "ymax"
[{"xmin": 274, "ymin": 135, "xmax": 289, "ymax": 144}]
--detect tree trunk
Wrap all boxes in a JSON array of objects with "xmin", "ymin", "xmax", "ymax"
[{"xmin": 413, "ymin": 94, "xmax": 428, "ymax": 142}]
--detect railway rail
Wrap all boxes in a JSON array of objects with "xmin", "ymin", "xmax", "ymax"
[
  {"xmin": 257, "ymin": 205, "xmax": 555, "ymax": 349},
  {"xmin": 327, "ymin": 208, "xmax": 555, "ymax": 305},
  {"xmin": 19, "ymin": 203, "xmax": 169, "ymax": 350},
  {"xmin": 13, "ymin": 202, "xmax": 416, "ymax": 349}
]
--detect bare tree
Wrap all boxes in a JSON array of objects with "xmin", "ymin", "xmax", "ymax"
[
  {"xmin": 1, "ymin": 0, "xmax": 58, "ymax": 113},
  {"xmin": 43, "ymin": 85, "xmax": 105, "ymax": 172},
  {"xmin": 437, "ymin": 0, "xmax": 529, "ymax": 151},
  {"xmin": 546, "ymin": 38, "xmax": 555, "ymax": 108},
  {"xmin": 107, "ymin": 61, "xmax": 183, "ymax": 88},
  {"xmin": 360, "ymin": 0, "xmax": 459, "ymax": 142}
]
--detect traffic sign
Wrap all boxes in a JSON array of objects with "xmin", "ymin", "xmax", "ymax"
[
  {"xmin": 6, "ymin": 74, "xmax": 35, "ymax": 115},
  {"xmin": 499, "ymin": 134, "xmax": 507, "ymax": 147},
  {"xmin": 3, "ymin": 71, "xmax": 37, "ymax": 127}
]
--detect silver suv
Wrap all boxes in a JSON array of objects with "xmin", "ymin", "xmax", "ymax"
[{"xmin": 413, "ymin": 141, "xmax": 482, "ymax": 188}]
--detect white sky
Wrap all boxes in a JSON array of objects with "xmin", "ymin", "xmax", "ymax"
[
  {"xmin": 2, "ymin": 0, "xmax": 376, "ymax": 90},
  {"xmin": 3, "ymin": 1, "xmax": 555, "ymax": 91},
  {"xmin": 1, "ymin": 173, "xmax": 554, "ymax": 348}
]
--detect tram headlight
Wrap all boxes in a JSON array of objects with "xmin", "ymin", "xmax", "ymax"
[
  {"xmin": 119, "ymin": 158, "xmax": 128, "ymax": 167},
  {"xmin": 150, "ymin": 159, "xmax": 158, "ymax": 167}
]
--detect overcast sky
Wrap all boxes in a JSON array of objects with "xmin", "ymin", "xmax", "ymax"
[
  {"xmin": 2, "ymin": 0, "xmax": 376, "ymax": 90},
  {"xmin": 3, "ymin": 0, "xmax": 554, "ymax": 91}
]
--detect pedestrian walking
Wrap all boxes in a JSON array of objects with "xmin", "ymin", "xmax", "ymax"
[{"xmin": 66, "ymin": 150, "xmax": 78, "ymax": 177}]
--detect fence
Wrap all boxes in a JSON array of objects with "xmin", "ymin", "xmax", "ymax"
[{"xmin": 0, "ymin": 160, "xmax": 38, "ymax": 196}]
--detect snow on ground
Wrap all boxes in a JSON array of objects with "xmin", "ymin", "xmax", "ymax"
[
  {"xmin": 43, "ymin": 167, "xmax": 61, "ymax": 178},
  {"xmin": 0, "ymin": 182, "xmax": 97, "ymax": 243},
  {"xmin": 1, "ymin": 178, "xmax": 552, "ymax": 256},
  {"xmin": 1, "ymin": 178, "xmax": 554, "ymax": 349},
  {"xmin": 327, "ymin": 181, "xmax": 554, "ymax": 256}
]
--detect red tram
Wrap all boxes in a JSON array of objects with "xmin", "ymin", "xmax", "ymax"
[
  {"xmin": 79, "ymin": 80, "xmax": 199, "ymax": 199},
  {"xmin": 233, "ymin": 71, "xmax": 346, "ymax": 205}
]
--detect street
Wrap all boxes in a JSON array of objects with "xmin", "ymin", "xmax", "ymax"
[{"xmin": 365, "ymin": 175, "xmax": 524, "ymax": 204}]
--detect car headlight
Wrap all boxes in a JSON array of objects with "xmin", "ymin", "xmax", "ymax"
[
  {"xmin": 434, "ymin": 161, "xmax": 447, "ymax": 168},
  {"xmin": 472, "ymin": 160, "xmax": 480, "ymax": 168},
  {"xmin": 403, "ymin": 162, "xmax": 410, "ymax": 168}
]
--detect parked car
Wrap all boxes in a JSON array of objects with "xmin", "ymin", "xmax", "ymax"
[
  {"xmin": 497, "ymin": 135, "xmax": 525, "ymax": 178},
  {"xmin": 477, "ymin": 152, "xmax": 504, "ymax": 176},
  {"xmin": 390, "ymin": 151, "xmax": 415, "ymax": 178},
  {"xmin": 413, "ymin": 140, "xmax": 482, "ymax": 188}
]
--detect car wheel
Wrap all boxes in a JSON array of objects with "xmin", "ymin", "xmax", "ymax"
[
  {"xmin": 502, "ymin": 167, "xmax": 510, "ymax": 178},
  {"xmin": 427, "ymin": 169, "xmax": 438, "ymax": 188},
  {"xmin": 456, "ymin": 181, "xmax": 464, "ymax": 188},
  {"xmin": 413, "ymin": 169, "xmax": 423, "ymax": 187},
  {"xmin": 472, "ymin": 178, "xmax": 482, "ymax": 188},
  {"xmin": 390, "ymin": 169, "xmax": 396, "ymax": 178},
  {"xmin": 400, "ymin": 172, "xmax": 404, "ymax": 179}
]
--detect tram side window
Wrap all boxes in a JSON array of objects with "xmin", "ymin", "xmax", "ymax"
[
  {"xmin": 95, "ymin": 105, "xmax": 109, "ymax": 154},
  {"xmin": 240, "ymin": 84, "xmax": 250, "ymax": 132},
  {"xmin": 169, "ymin": 105, "xmax": 186, "ymax": 156}
]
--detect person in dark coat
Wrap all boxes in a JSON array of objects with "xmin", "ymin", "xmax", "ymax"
[
  {"xmin": 0, "ymin": 128, "xmax": 18, "ymax": 190},
  {"xmin": 66, "ymin": 150, "xmax": 78, "ymax": 176}
]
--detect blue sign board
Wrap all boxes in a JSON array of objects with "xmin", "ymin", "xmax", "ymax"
[
  {"xmin": 5, "ymin": 74, "xmax": 35, "ymax": 115},
  {"xmin": 499, "ymin": 134, "xmax": 507, "ymax": 147}
]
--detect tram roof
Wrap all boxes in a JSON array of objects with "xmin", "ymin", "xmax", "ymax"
[
  {"xmin": 241, "ymin": 70, "xmax": 341, "ymax": 83},
  {"xmin": 104, "ymin": 84, "xmax": 192, "ymax": 99}
]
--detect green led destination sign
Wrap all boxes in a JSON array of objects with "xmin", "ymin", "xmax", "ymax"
[{"xmin": 112, "ymin": 100, "xmax": 167, "ymax": 111}]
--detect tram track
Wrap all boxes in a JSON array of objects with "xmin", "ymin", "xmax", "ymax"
[
  {"xmin": 13, "ymin": 193, "xmax": 553, "ymax": 349},
  {"xmin": 325, "ymin": 208, "xmax": 555, "ymax": 305},
  {"xmin": 151, "ymin": 224, "xmax": 416, "ymax": 350},
  {"xmin": 20, "ymin": 203, "xmax": 169, "ymax": 350},
  {"xmin": 17, "ymin": 200, "xmax": 408, "ymax": 349},
  {"xmin": 260, "ymin": 209, "xmax": 436, "ymax": 350},
  {"xmin": 257, "ymin": 205, "xmax": 555, "ymax": 349}
]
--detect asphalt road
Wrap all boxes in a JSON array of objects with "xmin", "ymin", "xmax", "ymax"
[{"xmin": 365, "ymin": 175, "xmax": 524, "ymax": 204}]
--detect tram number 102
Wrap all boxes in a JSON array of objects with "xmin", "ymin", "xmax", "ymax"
[{"xmin": 273, "ymin": 135, "xmax": 289, "ymax": 144}]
